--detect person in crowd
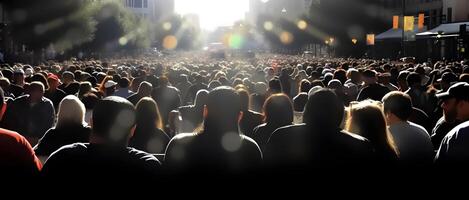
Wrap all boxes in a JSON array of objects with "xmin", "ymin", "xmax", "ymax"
[
  {"xmin": 344, "ymin": 68, "xmax": 362, "ymax": 101},
  {"xmin": 41, "ymin": 96, "xmax": 161, "ymax": 180},
  {"xmin": 176, "ymin": 74, "xmax": 192, "ymax": 105},
  {"xmin": 237, "ymin": 88, "xmax": 263, "ymax": 138},
  {"xmin": 357, "ymin": 69, "xmax": 390, "ymax": 101},
  {"xmin": 10, "ymin": 68, "xmax": 26, "ymax": 97},
  {"xmin": 250, "ymin": 82, "xmax": 268, "ymax": 112},
  {"xmin": 1, "ymin": 82, "xmax": 55, "ymax": 145},
  {"xmin": 81, "ymin": 93, "xmax": 99, "ymax": 125},
  {"xmin": 114, "ymin": 77, "xmax": 135, "ymax": 98},
  {"xmin": 185, "ymin": 75, "xmax": 208, "ymax": 104},
  {"xmin": 59, "ymin": 71, "xmax": 80, "ymax": 95},
  {"xmin": 44, "ymin": 73, "xmax": 66, "ymax": 110},
  {"xmin": 397, "ymin": 71, "xmax": 410, "ymax": 92},
  {"xmin": 129, "ymin": 97, "xmax": 170, "ymax": 154},
  {"xmin": 103, "ymin": 80, "xmax": 117, "ymax": 97},
  {"xmin": 434, "ymin": 82, "xmax": 469, "ymax": 166},
  {"xmin": 165, "ymin": 86, "xmax": 262, "ymax": 172},
  {"xmin": 265, "ymin": 89, "xmax": 375, "ymax": 169},
  {"xmin": 431, "ymin": 82, "xmax": 466, "ymax": 149},
  {"xmin": 405, "ymin": 72, "xmax": 433, "ymax": 115},
  {"xmin": 267, "ymin": 78, "xmax": 282, "ymax": 97},
  {"xmin": 293, "ymin": 79, "xmax": 310, "ymax": 112},
  {"xmin": 346, "ymin": 100, "xmax": 400, "ymax": 165},
  {"xmin": 34, "ymin": 95, "xmax": 91, "ymax": 158},
  {"xmin": 0, "ymin": 88, "xmax": 42, "ymax": 177},
  {"xmin": 152, "ymin": 76, "xmax": 181, "ymax": 128},
  {"xmin": 171, "ymin": 89, "xmax": 209, "ymax": 135},
  {"xmin": 252, "ymin": 94, "xmax": 294, "ymax": 152},
  {"xmin": 382, "ymin": 91, "xmax": 433, "ymax": 166},
  {"xmin": 127, "ymin": 81, "xmax": 153, "ymax": 106}
]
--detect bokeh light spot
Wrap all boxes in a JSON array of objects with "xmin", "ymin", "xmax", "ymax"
[
  {"xmin": 263, "ymin": 21, "xmax": 274, "ymax": 31},
  {"xmin": 163, "ymin": 35, "xmax": 178, "ymax": 50},
  {"xmin": 297, "ymin": 20, "xmax": 308, "ymax": 30},
  {"xmin": 279, "ymin": 31, "xmax": 294, "ymax": 45},
  {"xmin": 228, "ymin": 34, "xmax": 244, "ymax": 49},
  {"xmin": 163, "ymin": 22, "xmax": 172, "ymax": 31}
]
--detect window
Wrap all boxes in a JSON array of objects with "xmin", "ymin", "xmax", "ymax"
[
  {"xmin": 447, "ymin": 7, "xmax": 452, "ymax": 23},
  {"xmin": 144, "ymin": 0, "xmax": 148, "ymax": 8},
  {"xmin": 134, "ymin": 0, "xmax": 143, "ymax": 8}
]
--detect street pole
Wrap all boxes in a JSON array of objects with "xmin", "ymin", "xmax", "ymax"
[{"xmin": 401, "ymin": 0, "xmax": 406, "ymax": 58}]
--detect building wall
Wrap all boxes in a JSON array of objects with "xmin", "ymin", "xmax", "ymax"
[
  {"xmin": 444, "ymin": 0, "xmax": 469, "ymax": 22},
  {"xmin": 123, "ymin": 0, "xmax": 174, "ymax": 21},
  {"xmin": 247, "ymin": 0, "xmax": 312, "ymax": 25}
]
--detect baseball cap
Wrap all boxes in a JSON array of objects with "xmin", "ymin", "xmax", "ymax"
[
  {"xmin": 436, "ymin": 82, "xmax": 469, "ymax": 100},
  {"xmin": 437, "ymin": 72, "xmax": 458, "ymax": 83},
  {"xmin": 104, "ymin": 80, "xmax": 117, "ymax": 89}
]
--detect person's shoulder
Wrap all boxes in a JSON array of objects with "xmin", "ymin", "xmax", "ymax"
[
  {"xmin": 0, "ymin": 128, "xmax": 26, "ymax": 143},
  {"xmin": 13, "ymin": 95, "xmax": 28, "ymax": 102},
  {"xmin": 170, "ymin": 133, "xmax": 197, "ymax": 144},
  {"xmin": 271, "ymin": 124, "xmax": 306, "ymax": 138},
  {"xmin": 408, "ymin": 121, "xmax": 429, "ymax": 134},
  {"xmin": 126, "ymin": 147, "xmax": 162, "ymax": 165},
  {"xmin": 444, "ymin": 121, "xmax": 469, "ymax": 142},
  {"xmin": 48, "ymin": 143, "xmax": 88, "ymax": 159}
]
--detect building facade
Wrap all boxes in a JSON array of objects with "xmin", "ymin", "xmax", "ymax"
[
  {"xmin": 247, "ymin": 0, "xmax": 313, "ymax": 25},
  {"xmin": 122, "ymin": 0, "xmax": 174, "ymax": 21},
  {"xmin": 443, "ymin": 0, "xmax": 469, "ymax": 22}
]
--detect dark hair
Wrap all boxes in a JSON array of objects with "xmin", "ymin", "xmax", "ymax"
[
  {"xmin": 333, "ymin": 69, "xmax": 347, "ymax": 84},
  {"xmin": 304, "ymin": 89, "xmax": 344, "ymax": 130},
  {"xmin": 299, "ymin": 79, "xmax": 311, "ymax": 93},
  {"xmin": 263, "ymin": 94, "xmax": 293, "ymax": 126},
  {"xmin": 406, "ymin": 72, "xmax": 421, "ymax": 87},
  {"xmin": 382, "ymin": 91, "xmax": 413, "ymax": 121},
  {"xmin": 92, "ymin": 96, "xmax": 136, "ymax": 144},
  {"xmin": 236, "ymin": 88, "xmax": 250, "ymax": 111},
  {"xmin": 31, "ymin": 73, "xmax": 49, "ymax": 90},
  {"xmin": 268, "ymin": 78, "xmax": 282, "ymax": 94},
  {"xmin": 203, "ymin": 86, "xmax": 241, "ymax": 133},
  {"xmin": 81, "ymin": 93, "xmax": 99, "ymax": 110},
  {"xmin": 118, "ymin": 77, "xmax": 130, "ymax": 88}
]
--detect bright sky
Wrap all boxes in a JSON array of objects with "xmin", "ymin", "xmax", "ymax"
[{"xmin": 175, "ymin": 0, "xmax": 249, "ymax": 31}]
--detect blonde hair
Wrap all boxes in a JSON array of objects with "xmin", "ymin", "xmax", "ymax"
[
  {"xmin": 346, "ymin": 100, "xmax": 399, "ymax": 157},
  {"xmin": 56, "ymin": 95, "xmax": 86, "ymax": 128}
]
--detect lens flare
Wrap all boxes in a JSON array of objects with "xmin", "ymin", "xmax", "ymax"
[
  {"xmin": 163, "ymin": 35, "xmax": 178, "ymax": 50},
  {"xmin": 297, "ymin": 20, "xmax": 308, "ymax": 30},
  {"xmin": 279, "ymin": 31, "xmax": 294, "ymax": 45}
]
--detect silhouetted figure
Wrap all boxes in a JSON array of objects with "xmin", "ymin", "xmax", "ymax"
[
  {"xmin": 252, "ymin": 94, "xmax": 293, "ymax": 152},
  {"xmin": 265, "ymin": 89, "xmax": 374, "ymax": 170},
  {"xmin": 129, "ymin": 97, "xmax": 170, "ymax": 154},
  {"xmin": 42, "ymin": 96, "xmax": 161, "ymax": 181},
  {"xmin": 34, "ymin": 95, "xmax": 91, "ymax": 158},
  {"xmin": 165, "ymin": 86, "xmax": 262, "ymax": 173}
]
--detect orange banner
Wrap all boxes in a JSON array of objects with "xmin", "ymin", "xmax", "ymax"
[
  {"xmin": 393, "ymin": 16, "xmax": 399, "ymax": 29},
  {"xmin": 366, "ymin": 34, "xmax": 375, "ymax": 46},
  {"xmin": 418, "ymin": 13, "xmax": 425, "ymax": 30}
]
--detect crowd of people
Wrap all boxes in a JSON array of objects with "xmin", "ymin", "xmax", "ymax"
[{"xmin": 0, "ymin": 52, "xmax": 469, "ymax": 181}]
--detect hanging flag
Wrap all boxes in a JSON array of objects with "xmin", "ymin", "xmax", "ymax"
[
  {"xmin": 404, "ymin": 16, "xmax": 415, "ymax": 32},
  {"xmin": 418, "ymin": 13, "xmax": 425, "ymax": 30},
  {"xmin": 366, "ymin": 34, "xmax": 375, "ymax": 46},
  {"xmin": 393, "ymin": 16, "xmax": 399, "ymax": 30}
]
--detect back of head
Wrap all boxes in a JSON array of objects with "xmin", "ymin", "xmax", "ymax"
[
  {"xmin": 57, "ymin": 95, "xmax": 86, "ymax": 128},
  {"xmin": 304, "ymin": 89, "xmax": 343, "ymax": 130},
  {"xmin": 346, "ymin": 101, "xmax": 388, "ymax": 146},
  {"xmin": 138, "ymin": 81, "xmax": 153, "ymax": 95},
  {"xmin": 382, "ymin": 91, "xmax": 413, "ymax": 121},
  {"xmin": 406, "ymin": 72, "xmax": 421, "ymax": 87},
  {"xmin": 92, "ymin": 96, "xmax": 136, "ymax": 145},
  {"xmin": 194, "ymin": 89, "xmax": 209, "ymax": 107},
  {"xmin": 136, "ymin": 97, "xmax": 162, "ymax": 130},
  {"xmin": 263, "ymin": 94, "xmax": 293, "ymax": 126},
  {"xmin": 236, "ymin": 88, "xmax": 250, "ymax": 111},
  {"xmin": 204, "ymin": 87, "xmax": 241, "ymax": 132},
  {"xmin": 118, "ymin": 77, "xmax": 130, "ymax": 89}
]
